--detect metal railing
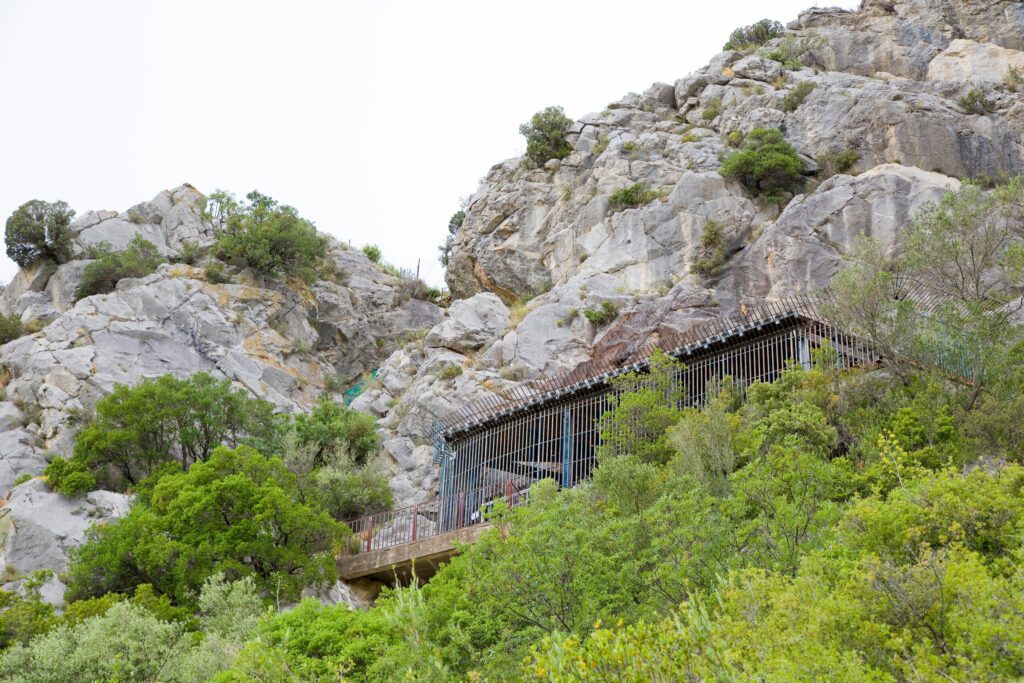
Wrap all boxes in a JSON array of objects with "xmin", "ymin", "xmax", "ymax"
[{"xmin": 344, "ymin": 480, "xmax": 526, "ymax": 555}]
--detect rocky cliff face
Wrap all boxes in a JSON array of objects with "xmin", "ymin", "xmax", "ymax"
[
  {"xmin": 0, "ymin": 187, "xmax": 443, "ymax": 598},
  {"xmin": 1, "ymin": 0, "xmax": 1021, "ymax": 603},
  {"xmin": 359, "ymin": 0, "xmax": 1022, "ymax": 502}
]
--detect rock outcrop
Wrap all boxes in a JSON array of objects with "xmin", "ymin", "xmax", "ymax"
[
  {"xmin": 363, "ymin": 0, "xmax": 1021, "ymax": 511},
  {"xmin": 2, "ymin": 0, "xmax": 1020, "ymax": 604},
  {"xmin": 0, "ymin": 186, "xmax": 444, "ymax": 591}
]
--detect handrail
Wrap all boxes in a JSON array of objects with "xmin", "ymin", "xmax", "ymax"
[{"xmin": 344, "ymin": 480, "xmax": 525, "ymax": 555}]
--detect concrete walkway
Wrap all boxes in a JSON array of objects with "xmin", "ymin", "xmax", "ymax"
[{"xmin": 338, "ymin": 523, "xmax": 492, "ymax": 584}]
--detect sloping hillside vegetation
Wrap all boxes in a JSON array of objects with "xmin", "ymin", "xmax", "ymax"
[{"xmin": 0, "ymin": 176, "xmax": 1022, "ymax": 681}]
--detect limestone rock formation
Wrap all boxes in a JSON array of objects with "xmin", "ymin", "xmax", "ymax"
[
  {"xmin": 2, "ymin": 0, "xmax": 1022, "ymax": 604},
  {"xmin": 0, "ymin": 185, "xmax": 444, "ymax": 591},
  {"xmin": 365, "ymin": 0, "xmax": 1022, "ymax": 515}
]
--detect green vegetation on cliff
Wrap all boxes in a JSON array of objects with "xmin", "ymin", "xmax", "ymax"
[{"xmin": 2, "ymin": 180, "xmax": 1023, "ymax": 682}]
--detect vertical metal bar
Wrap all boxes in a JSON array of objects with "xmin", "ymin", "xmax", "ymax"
[{"xmin": 562, "ymin": 404, "xmax": 572, "ymax": 488}]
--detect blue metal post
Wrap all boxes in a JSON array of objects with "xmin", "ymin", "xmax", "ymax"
[{"xmin": 561, "ymin": 405, "xmax": 572, "ymax": 488}]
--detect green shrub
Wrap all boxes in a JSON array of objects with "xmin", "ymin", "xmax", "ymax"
[
  {"xmin": 212, "ymin": 191, "xmax": 328, "ymax": 282},
  {"xmin": 448, "ymin": 210, "xmax": 466, "ymax": 233},
  {"xmin": 699, "ymin": 219, "xmax": 723, "ymax": 249},
  {"xmin": 701, "ymin": 96, "xmax": 724, "ymax": 121},
  {"xmin": 0, "ymin": 313, "xmax": 23, "ymax": 345},
  {"xmin": 438, "ymin": 210, "xmax": 465, "ymax": 267},
  {"xmin": 818, "ymin": 148, "xmax": 860, "ymax": 178},
  {"xmin": 68, "ymin": 372, "xmax": 280, "ymax": 490},
  {"xmin": 691, "ymin": 218, "xmax": 729, "ymax": 276},
  {"xmin": 720, "ymin": 128, "xmax": 806, "ymax": 198},
  {"xmin": 779, "ymin": 81, "xmax": 816, "ymax": 112},
  {"xmin": 292, "ymin": 395, "xmax": 380, "ymax": 467},
  {"xmin": 65, "ymin": 445, "xmax": 345, "ymax": 606},
  {"xmin": 4, "ymin": 199, "xmax": 75, "ymax": 267},
  {"xmin": 233, "ymin": 599, "xmax": 402, "ymax": 683},
  {"xmin": 203, "ymin": 260, "xmax": 232, "ymax": 284},
  {"xmin": 608, "ymin": 182, "xmax": 665, "ymax": 211},
  {"xmin": 177, "ymin": 240, "xmax": 201, "ymax": 265},
  {"xmin": 437, "ymin": 365, "xmax": 463, "ymax": 380},
  {"xmin": 959, "ymin": 88, "xmax": 995, "ymax": 115},
  {"xmin": 584, "ymin": 300, "xmax": 620, "ymax": 326},
  {"xmin": 11, "ymin": 472, "xmax": 33, "ymax": 487},
  {"xmin": 723, "ymin": 19, "xmax": 784, "ymax": 51},
  {"xmin": 74, "ymin": 235, "xmax": 164, "ymax": 301},
  {"xmin": 763, "ymin": 35, "xmax": 827, "ymax": 69},
  {"xmin": 519, "ymin": 106, "xmax": 574, "ymax": 167},
  {"xmin": 726, "ymin": 130, "xmax": 744, "ymax": 147},
  {"xmin": 44, "ymin": 456, "xmax": 96, "ymax": 497},
  {"xmin": 362, "ymin": 244, "xmax": 382, "ymax": 263}
]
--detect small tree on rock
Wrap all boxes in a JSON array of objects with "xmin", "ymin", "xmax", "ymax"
[
  {"xmin": 5, "ymin": 199, "xmax": 75, "ymax": 267},
  {"xmin": 519, "ymin": 106, "xmax": 574, "ymax": 167}
]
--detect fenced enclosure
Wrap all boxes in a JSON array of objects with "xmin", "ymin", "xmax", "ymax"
[{"xmin": 344, "ymin": 288, "xmax": 980, "ymax": 556}]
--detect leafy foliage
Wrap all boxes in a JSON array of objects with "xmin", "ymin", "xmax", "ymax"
[
  {"xmin": 361, "ymin": 244, "xmax": 381, "ymax": 263},
  {"xmin": 65, "ymin": 445, "xmax": 345, "ymax": 606},
  {"xmin": 607, "ymin": 182, "xmax": 664, "ymax": 211},
  {"xmin": 723, "ymin": 19, "xmax": 784, "ymax": 51},
  {"xmin": 212, "ymin": 191, "xmax": 328, "ymax": 282},
  {"xmin": 583, "ymin": 300, "xmax": 619, "ymax": 326},
  {"xmin": 690, "ymin": 219, "xmax": 727, "ymax": 276},
  {"xmin": 0, "ymin": 313, "xmax": 24, "ymax": 345},
  {"xmin": 11, "ymin": 179, "xmax": 1024, "ymax": 682},
  {"xmin": 55, "ymin": 372, "xmax": 280, "ymax": 490},
  {"xmin": 818, "ymin": 147, "xmax": 860, "ymax": 178},
  {"xmin": 779, "ymin": 80, "xmax": 816, "ymax": 112},
  {"xmin": 0, "ymin": 574, "xmax": 263, "ymax": 683},
  {"xmin": 221, "ymin": 599, "xmax": 401, "ymax": 682},
  {"xmin": 74, "ymin": 235, "xmax": 164, "ymax": 301},
  {"xmin": 520, "ymin": 106, "xmax": 574, "ymax": 167},
  {"xmin": 720, "ymin": 127, "xmax": 806, "ymax": 199},
  {"xmin": 597, "ymin": 350, "xmax": 684, "ymax": 465},
  {"xmin": 4, "ymin": 199, "xmax": 75, "ymax": 267},
  {"xmin": 959, "ymin": 87, "xmax": 995, "ymax": 115},
  {"xmin": 292, "ymin": 395, "xmax": 379, "ymax": 467}
]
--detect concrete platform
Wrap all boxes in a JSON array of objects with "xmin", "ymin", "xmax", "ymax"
[{"xmin": 338, "ymin": 524, "xmax": 492, "ymax": 585}]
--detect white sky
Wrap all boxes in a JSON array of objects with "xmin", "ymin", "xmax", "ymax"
[{"xmin": 0, "ymin": 0, "xmax": 858, "ymax": 287}]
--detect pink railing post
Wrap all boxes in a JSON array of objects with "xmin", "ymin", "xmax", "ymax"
[{"xmin": 411, "ymin": 506, "xmax": 418, "ymax": 542}]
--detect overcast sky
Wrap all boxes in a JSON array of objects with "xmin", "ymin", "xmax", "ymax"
[{"xmin": 0, "ymin": 0, "xmax": 859, "ymax": 287}]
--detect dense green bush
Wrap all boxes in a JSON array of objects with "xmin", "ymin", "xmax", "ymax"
[
  {"xmin": 212, "ymin": 191, "xmax": 328, "ymax": 282},
  {"xmin": 723, "ymin": 19, "xmax": 784, "ymax": 51},
  {"xmin": 203, "ymin": 260, "xmax": 232, "ymax": 284},
  {"xmin": 74, "ymin": 235, "xmax": 164, "ymax": 301},
  {"xmin": 0, "ymin": 313, "xmax": 23, "ymax": 345},
  {"xmin": 65, "ymin": 445, "xmax": 345, "ymax": 606},
  {"xmin": 607, "ymin": 182, "xmax": 663, "ymax": 211},
  {"xmin": 4, "ymin": 199, "xmax": 75, "ymax": 267},
  {"xmin": 779, "ymin": 80, "xmax": 816, "ymax": 112},
  {"xmin": 520, "ymin": 106, "xmax": 574, "ymax": 167},
  {"xmin": 583, "ymin": 300, "xmax": 619, "ymax": 326},
  {"xmin": 720, "ymin": 127, "xmax": 806, "ymax": 199},
  {"xmin": 361, "ymin": 244, "xmax": 382, "ymax": 263},
  {"xmin": 0, "ymin": 574, "xmax": 263, "ymax": 683},
  {"xmin": 292, "ymin": 395, "xmax": 379, "ymax": 467},
  {"xmin": 10, "ymin": 179, "xmax": 1024, "ymax": 682},
  {"xmin": 221, "ymin": 599, "xmax": 401, "ymax": 682},
  {"xmin": 60, "ymin": 372, "xmax": 280, "ymax": 490}
]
